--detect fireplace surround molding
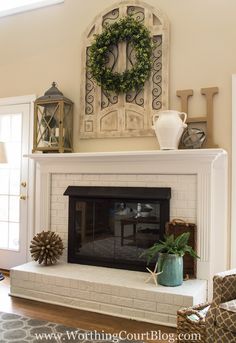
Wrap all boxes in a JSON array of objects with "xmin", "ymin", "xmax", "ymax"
[{"xmin": 27, "ymin": 149, "xmax": 228, "ymax": 285}]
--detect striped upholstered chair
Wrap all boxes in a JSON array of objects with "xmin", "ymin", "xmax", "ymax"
[{"xmin": 206, "ymin": 269, "xmax": 236, "ymax": 343}]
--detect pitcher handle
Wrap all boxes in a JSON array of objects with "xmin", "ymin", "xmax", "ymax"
[
  {"xmin": 179, "ymin": 112, "xmax": 187, "ymax": 124},
  {"xmin": 152, "ymin": 113, "xmax": 160, "ymax": 126}
]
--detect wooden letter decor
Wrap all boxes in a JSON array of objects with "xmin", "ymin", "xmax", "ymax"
[
  {"xmin": 177, "ymin": 87, "xmax": 219, "ymax": 148},
  {"xmin": 80, "ymin": 1, "xmax": 169, "ymax": 139}
]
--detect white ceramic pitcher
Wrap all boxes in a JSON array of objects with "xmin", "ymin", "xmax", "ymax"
[{"xmin": 152, "ymin": 110, "xmax": 187, "ymax": 150}]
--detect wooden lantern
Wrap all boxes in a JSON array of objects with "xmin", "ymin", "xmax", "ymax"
[{"xmin": 32, "ymin": 82, "xmax": 73, "ymax": 153}]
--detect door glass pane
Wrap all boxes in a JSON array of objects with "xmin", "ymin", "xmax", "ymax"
[
  {"xmin": 0, "ymin": 196, "xmax": 8, "ymax": 221},
  {"xmin": 0, "ymin": 113, "xmax": 22, "ymax": 251},
  {"xmin": 0, "ymin": 222, "xmax": 8, "ymax": 249},
  {"xmin": 9, "ymin": 196, "xmax": 19, "ymax": 222},
  {"xmin": 10, "ymin": 169, "xmax": 20, "ymax": 195},
  {"xmin": 0, "ymin": 116, "xmax": 10, "ymax": 142},
  {"xmin": 9, "ymin": 223, "xmax": 19, "ymax": 250},
  {"xmin": 0, "ymin": 169, "xmax": 9, "ymax": 194}
]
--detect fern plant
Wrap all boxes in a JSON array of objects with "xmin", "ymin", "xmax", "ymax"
[{"xmin": 142, "ymin": 232, "xmax": 199, "ymax": 264}]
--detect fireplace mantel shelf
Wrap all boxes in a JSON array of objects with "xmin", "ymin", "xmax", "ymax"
[{"xmin": 26, "ymin": 148, "xmax": 226, "ymax": 164}]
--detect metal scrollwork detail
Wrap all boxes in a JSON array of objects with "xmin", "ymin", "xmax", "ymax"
[
  {"xmin": 85, "ymin": 47, "xmax": 94, "ymax": 115},
  {"xmin": 152, "ymin": 36, "xmax": 163, "ymax": 110},
  {"xmin": 101, "ymin": 44, "xmax": 119, "ymax": 109},
  {"xmin": 101, "ymin": 90, "xmax": 118, "ymax": 109},
  {"xmin": 127, "ymin": 6, "xmax": 145, "ymax": 22},
  {"xmin": 126, "ymin": 89, "xmax": 144, "ymax": 107},
  {"xmin": 126, "ymin": 41, "xmax": 144, "ymax": 107},
  {"xmin": 102, "ymin": 8, "xmax": 119, "ymax": 27}
]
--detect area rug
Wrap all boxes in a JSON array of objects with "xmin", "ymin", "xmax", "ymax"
[{"xmin": 0, "ymin": 312, "xmax": 143, "ymax": 343}]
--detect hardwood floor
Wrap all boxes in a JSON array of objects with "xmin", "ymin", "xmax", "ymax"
[{"xmin": 0, "ymin": 275, "xmax": 176, "ymax": 342}]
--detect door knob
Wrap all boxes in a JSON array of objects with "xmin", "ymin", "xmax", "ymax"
[
  {"xmin": 21, "ymin": 181, "xmax": 27, "ymax": 188},
  {"xmin": 20, "ymin": 195, "xmax": 26, "ymax": 200}
]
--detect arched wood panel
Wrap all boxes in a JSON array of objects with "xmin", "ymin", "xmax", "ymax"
[{"xmin": 80, "ymin": 0, "xmax": 169, "ymax": 139}]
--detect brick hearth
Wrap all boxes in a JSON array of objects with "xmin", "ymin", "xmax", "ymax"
[{"xmin": 10, "ymin": 262, "xmax": 206, "ymax": 327}]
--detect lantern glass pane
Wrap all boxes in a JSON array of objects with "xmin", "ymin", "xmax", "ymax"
[
  {"xmin": 63, "ymin": 104, "xmax": 73, "ymax": 149},
  {"xmin": 36, "ymin": 103, "xmax": 59, "ymax": 149}
]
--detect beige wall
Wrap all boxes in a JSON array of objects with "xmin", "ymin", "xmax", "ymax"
[{"xmin": 0, "ymin": 0, "xmax": 234, "ymax": 153}]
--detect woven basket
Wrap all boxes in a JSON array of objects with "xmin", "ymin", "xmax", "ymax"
[{"xmin": 177, "ymin": 302, "xmax": 211, "ymax": 342}]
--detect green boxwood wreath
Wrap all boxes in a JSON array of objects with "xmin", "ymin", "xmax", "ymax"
[{"xmin": 89, "ymin": 16, "xmax": 153, "ymax": 94}]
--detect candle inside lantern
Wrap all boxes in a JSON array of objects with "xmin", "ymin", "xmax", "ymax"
[{"xmin": 55, "ymin": 128, "xmax": 65, "ymax": 137}]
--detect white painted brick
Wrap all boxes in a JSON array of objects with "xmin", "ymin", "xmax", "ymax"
[
  {"xmin": 121, "ymin": 307, "xmax": 145, "ymax": 319},
  {"xmin": 53, "ymin": 174, "xmax": 67, "ymax": 180},
  {"xmin": 57, "ymin": 180, "xmax": 70, "ymax": 188},
  {"xmin": 18, "ymin": 271, "xmax": 29, "ymax": 281},
  {"xmin": 41, "ymin": 275, "xmax": 51, "ymax": 285},
  {"xmin": 72, "ymin": 299, "xmax": 100, "ymax": 311},
  {"xmin": 183, "ymin": 296, "xmax": 194, "ymax": 307},
  {"xmin": 172, "ymin": 190, "xmax": 178, "ymax": 200},
  {"xmin": 78, "ymin": 280, "xmax": 94, "ymax": 291},
  {"xmin": 70, "ymin": 279, "xmax": 79, "ymax": 288},
  {"xmin": 111, "ymin": 286, "xmax": 137, "ymax": 299},
  {"xmin": 144, "ymin": 311, "xmax": 169, "ymax": 324},
  {"xmin": 82, "ymin": 174, "xmax": 100, "ymax": 181},
  {"xmin": 116, "ymin": 174, "xmax": 137, "ymax": 181},
  {"xmin": 136, "ymin": 289, "xmax": 157, "ymax": 302},
  {"xmin": 55, "ymin": 195, "xmax": 66, "ymax": 203},
  {"xmin": 172, "ymin": 200, "xmax": 187, "ymax": 209},
  {"xmin": 54, "ymin": 277, "xmax": 70, "ymax": 288},
  {"xmin": 111, "ymin": 285, "xmax": 121, "ymax": 296},
  {"xmin": 69, "ymin": 288, "xmax": 91, "ymax": 300},
  {"xmin": 11, "ymin": 262, "xmax": 207, "ymax": 328},
  {"xmin": 35, "ymin": 273, "xmax": 43, "ymax": 283},
  {"xmin": 156, "ymin": 303, "xmax": 174, "ymax": 314},
  {"xmin": 155, "ymin": 292, "xmax": 174, "ymax": 304},
  {"xmin": 10, "ymin": 270, "xmax": 22, "ymax": 280},
  {"xmin": 110, "ymin": 295, "xmax": 133, "ymax": 308},
  {"xmin": 170, "ymin": 210, "xmax": 178, "ymax": 218},
  {"xmin": 172, "ymin": 294, "xmax": 185, "ymax": 306},
  {"xmin": 133, "ymin": 299, "xmax": 156, "ymax": 311},
  {"xmin": 50, "ymin": 172, "xmax": 197, "ymax": 233},
  {"xmin": 158, "ymin": 175, "xmax": 178, "ymax": 183},
  {"xmin": 57, "ymin": 209, "xmax": 68, "ymax": 218},
  {"xmin": 73, "ymin": 180, "xmax": 92, "ymax": 186},
  {"xmin": 157, "ymin": 303, "xmax": 181, "ymax": 315},
  {"xmin": 100, "ymin": 303, "xmax": 122, "ymax": 315},
  {"xmin": 118, "ymin": 287, "xmax": 137, "ymax": 298},
  {"xmin": 28, "ymin": 273, "xmax": 36, "ymax": 282},
  {"xmin": 123, "ymin": 181, "xmax": 146, "ymax": 187},
  {"xmin": 66, "ymin": 174, "xmax": 82, "ymax": 181},
  {"xmin": 187, "ymin": 200, "xmax": 196, "ymax": 209},
  {"xmin": 51, "ymin": 210, "xmax": 57, "ymax": 217},
  {"xmin": 51, "ymin": 216, "xmax": 67, "ymax": 225},
  {"xmin": 51, "ymin": 187, "xmax": 66, "ymax": 195},
  {"xmin": 54, "ymin": 224, "xmax": 67, "ymax": 233},
  {"xmin": 136, "ymin": 175, "xmax": 158, "ymax": 182},
  {"xmin": 91, "ymin": 292, "xmax": 111, "ymax": 303},
  {"xmin": 51, "ymin": 202, "xmax": 66, "ymax": 210},
  {"xmin": 93, "ymin": 283, "xmax": 112, "ymax": 294},
  {"xmin": 168, "ymin": 315, "xmax": 177, "ymax": 325}
]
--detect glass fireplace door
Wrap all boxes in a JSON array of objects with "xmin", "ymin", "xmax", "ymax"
[{"xmin": 72, "ymin": 198, "xmax": 161, "ymax": 270}]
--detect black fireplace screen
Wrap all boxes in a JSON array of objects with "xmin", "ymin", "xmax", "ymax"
[{"xmin": 64, "ymin": 186, "xmax": 171, "ymax": 271}]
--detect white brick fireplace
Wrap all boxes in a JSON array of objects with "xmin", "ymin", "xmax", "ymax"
[{"xmin": 10, "ymin": 149, "xmax": 228, "ymax": 326}]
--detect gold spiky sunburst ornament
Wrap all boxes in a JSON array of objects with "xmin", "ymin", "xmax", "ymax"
[{"xmin": 30, "ymin": 230, "xmax": 64, "ymax": 266}]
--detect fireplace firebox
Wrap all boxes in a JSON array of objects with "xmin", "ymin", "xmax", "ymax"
[{"xmin": 64, "ymin": 186, "xmax": 171, "ymax": 271}]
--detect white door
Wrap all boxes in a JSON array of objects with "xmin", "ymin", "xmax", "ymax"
[{"xmin": 0, "ymin": 104, "xmax": 30, "ymax": 269}]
